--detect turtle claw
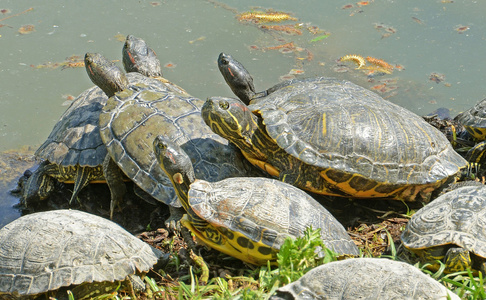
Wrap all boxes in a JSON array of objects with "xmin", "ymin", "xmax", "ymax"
[{"xmin": 165, "ymin": 206, "xmax": 185, "ymax": 232}]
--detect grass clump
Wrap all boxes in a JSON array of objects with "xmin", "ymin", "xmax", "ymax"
[{"xmin": 155, "ymin": 226, "xmax": 334, "ymax": 299}]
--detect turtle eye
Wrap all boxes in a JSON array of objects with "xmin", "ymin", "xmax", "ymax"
[{"xmin": 219, "ymin": 101, "xmax": 229, "ymax": 110}]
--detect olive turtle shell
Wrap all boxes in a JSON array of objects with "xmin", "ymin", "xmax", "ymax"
[
  {"xmin": 454, "ymin": 98, "xmax": 486, "ymax": 140},
  {"xmin": 401, "ymin": 184, "xmax": 486, "ymax": 259},
  {"xmin": 35, "ymin": 72, "xmax": 162, "ymax": 169},
  {"xmin": 0, "ymin": 209, "xmax": 162, "ymax": 297},
  {"xmin": 249, "ymin": 77, "xmax": 466, "ymax": 190},
  {"xmin": 271, "ymin": 258, "xmax": 460, "ymax": 300},
  {"xmin": 188, "ymin": 177, "xmax": 359, "ymax": 257},
  {"xmin": 99, "ymin": 74, "xmax": 256, "ymax": 207}
]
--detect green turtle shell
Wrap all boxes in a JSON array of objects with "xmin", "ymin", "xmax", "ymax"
[
  {"xmin": 401, "ymin": 184, "xmax": 486, "ymax": 259},
  {"xmin": 454, "ymin": 98, "xmax": 486, "ymax": 140},
  {"xmin": 0, "ymin": 210, "xmax": 162, "ymax": 297},
  {"xmin": 249, "ymin": 77, "xmax": 466, "ymax": 199},
  {"xmin": 271, "ymin": 258, "xmax": 460, "ymax": 300},
  {"xmin": 188, "ymin": 177, "xmax": 359, "ymax": 257},
  {"xmin": 99, "ymin": 73, "xmax": 257, "ymax": 207}
]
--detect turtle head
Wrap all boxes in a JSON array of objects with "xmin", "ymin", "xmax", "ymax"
[
  {"xmin": 123, "ymin": 35, "xmax": 162, "ymax": 77},
  {"xmin": 218, "ymin": 53, "xmax": 256, "ymax": 105},
  {"xmin": 85, "ymin": 52, "xmax": 129, "ymax": 97},
  {"xmin": 202, "ymin": 96, "xmax": 260, "ymax": 152},
  {"xmin": 153, "ymin": 135, "xmax": 195, "ymax": 214}
]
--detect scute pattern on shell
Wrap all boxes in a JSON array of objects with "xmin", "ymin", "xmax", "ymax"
[
  {"xmin": 249, "ymin": 77, "xmax": 466, "ymax": 185},
  {"xmin": 99, "ymin": 73, "xmax": 255, "ymax": 207},
  {"xmin": 35, "ymin": 72, "xmax": 159, "ymax": 169},
  {"xmin": 0, "ymin": 210, "xmax": 162, "ymax": 296},
  {"xmin": 35, "ymin": 86, "xmax": 108, "ymax": 168},
  {"xmin": 401, "ymin": 185, "xmax": 486, "ymax": 258},
  {"xmin": 188, "ymin": 177, "xmax": 359, "ymax": 256},
  {"xmin": 271, "ymin": 258, "xmax": 460, "ymax": 300},
  {"xmin": 454, "ymin": 98, "xmax": 486, "ymax": 139}
]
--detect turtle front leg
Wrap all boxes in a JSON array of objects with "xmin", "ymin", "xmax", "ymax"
[
  {"xmin": 102, "ymin": 155, "xmax": 127, "ymax": 219},
  {"xmin": 165, "ymin": 206, "xmax": 185, "ymax": 232}
]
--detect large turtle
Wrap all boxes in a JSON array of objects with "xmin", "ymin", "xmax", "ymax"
[
  {"xmin": 153, "ymin": 135, "xmax": 359, "ymax": 265},
  {"xmin": 270, "ymin": 258, "xmax": 460, "ymax": 300},
  {"xmin": 201, "ymin": 53, "xmax": 467, "ymax": 202},
  {"xmin": 401, "ymin": 182, "xmax": 486, "ymax": 273},
  {"xmin": 85, "ymin": 53, "xmax": 260, "ymax": 226},
  {"xmin": 21, "ymin": 35, "xmax": 169, "ymax": 207},
  {"xmin": 0, "ymin": 209, "xmax": 166, "ymax": 299}
]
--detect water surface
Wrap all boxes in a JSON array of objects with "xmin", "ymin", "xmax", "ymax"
[{"xmin": 1, "ymin": 0, "xmax": 485, "ymax": 226}]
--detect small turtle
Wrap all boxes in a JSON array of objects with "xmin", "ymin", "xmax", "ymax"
[
  {"xmin": 270, "ymin": 258, "xmax": 460, "ymax": 300},
  {"xmin": 22, "ymin": 35, "xmax": 166, "ymax": 207},
  {"xmin": 0, "ymin": 209, "xmax": 166, "ymax": 299},
  {"xmin": 85, "ymin": 53, "xmax": 259, "ymax": 226},
  {"xmin": 401, "ymin": 182, "xmax": 486, "ymax": 273},
  {"xmin": 202, "ymin": 53, "xmax": 467, "ymax": 202},
  {"xmin": 454, "ymin": 98, "xmax": 486, "ymax": 172},
  {"xmin": 153, "ymin": 135, "xmax": 359, "ymax": 266},
  {"xmin": 455, "ymin": 98, "xmax": 486, "ymax": 141}
]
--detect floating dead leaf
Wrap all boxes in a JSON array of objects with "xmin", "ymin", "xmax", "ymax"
[
  {"xmin": 307, "ymin": 25, "xmax": 324, "ymax": 35},
  {"xmin": 394, "ymin": 64, "xmax": 405, "ymax": 71},
  {"xmin": 429, "ymin": 72, "xmax": 445, "ymax": 84},
  {"xmin": 289, "ymin": 69, "xmax": 304, "ymax": 75},
  {"xmin": 113, "ymin": 33, "xmax": 125, "ymax": 42},
  {"xmin": 454, "ymin": 25, "xmax": 470, "ymax": 34},
  {"xmin": 189, "ymin": 36, "xmax": 206, "ymax": 44},
  {"xmin": 18, "ymin": 24, "xmax": 35, "ymax": 35},
  {"xmin": 412, "ymin": 16, "xmax": 424, "ymax": 25},
  {"xmin": 150, "ymin": 2, "xmax": 161, "ymax": 6},
  {"xmin": 164, "ymin": 62, "xmax": 176, "ymax": 69}
]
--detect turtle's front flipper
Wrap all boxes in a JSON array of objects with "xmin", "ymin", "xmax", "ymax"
[{"xmin": 102, "ymin": 155, "xmax": 127, "ymax": 219}]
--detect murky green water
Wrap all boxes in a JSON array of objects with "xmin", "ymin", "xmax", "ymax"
[{"xmin": 1, "ymin": 0, "xmax": 485, "ymax": 226}]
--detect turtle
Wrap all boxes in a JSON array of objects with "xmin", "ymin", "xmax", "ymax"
[
  {"xmin": 21, "ymin": 35, "xmax": 168, "ymax": 208},
  {"xmin": 454, "ymin": 98, "xmax": 486, "ymax": 171},
  {"xmin": 454, "ymin": 98, "xmax": 486, "ymax": 141},
  {"xmin": 201, "ymin": 53, "xmax": 467, "ymax": 202},
  {"xmin": 21, "ymin": 85, "xmax": 108, "ymax": 206},
  {"xmin": 85, "ymin": 53, "xmax": 260, "ymax": 227},
  {"xmin": 270, "ymin": 258, "xmax": 460, "ymax": 300},
  {"xmin": 0, "ymin": 209, "xmax": 167, "ymax": 299},
  {"xmin": 153, "ymin": 135, "xmax": 359, "ymax": 266},
  {"xmin": 401, "ymin": 182, "xmax": 486, "ymax": 273}
]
